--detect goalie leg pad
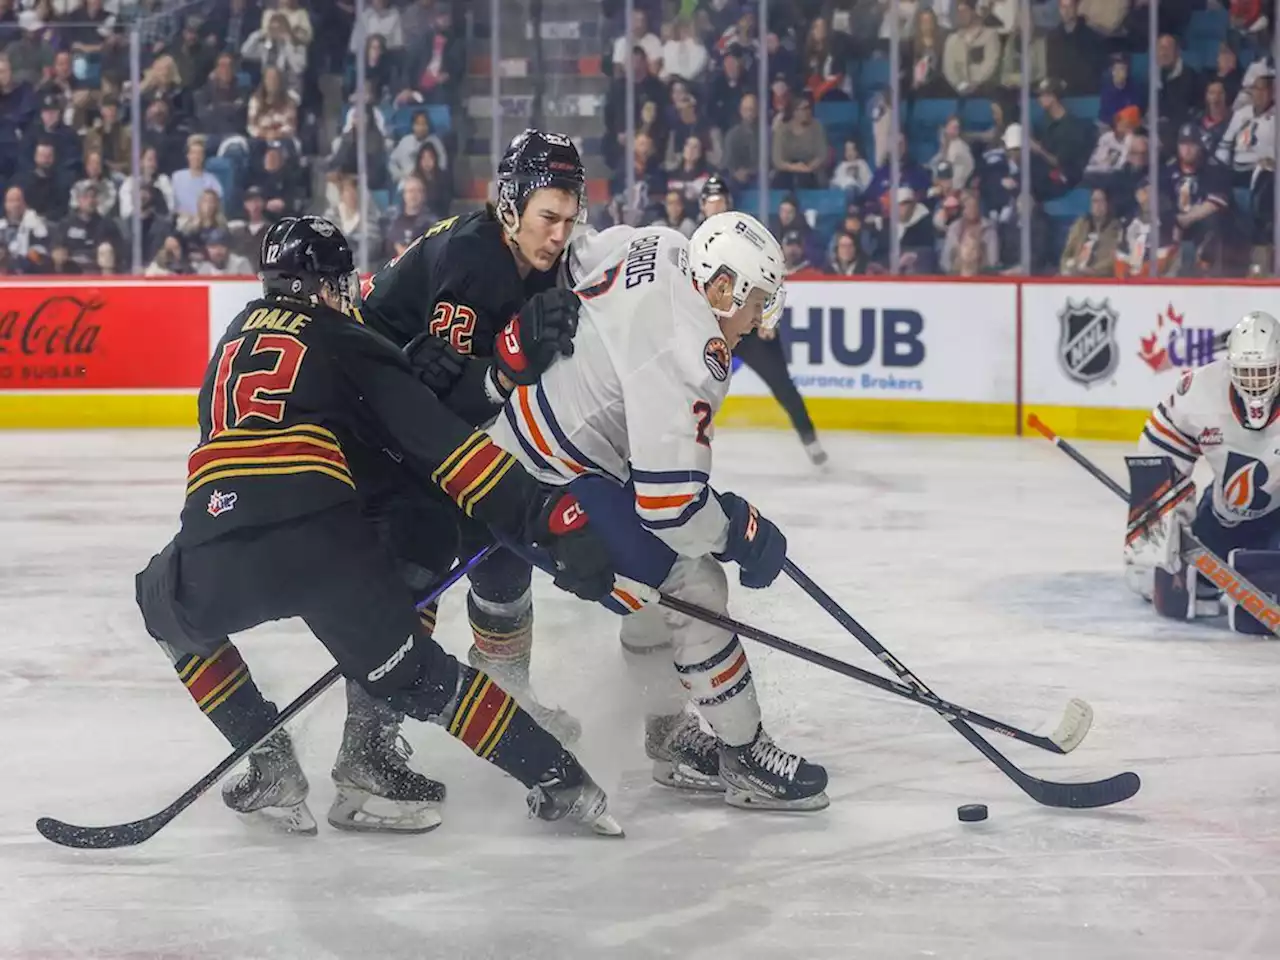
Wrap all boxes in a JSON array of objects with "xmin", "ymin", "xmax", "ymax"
[
  {"xmin": 1124, "ymin": 455, "xmax": 1196, "ymax": 604},
  {"xmin": 1224, "ymin": 549, "xmax": 1280, "ymax": 635}
]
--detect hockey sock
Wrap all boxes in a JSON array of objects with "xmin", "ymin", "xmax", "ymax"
[
  {"xmin": 168, "ymin": 642, "xmax": 278, "ymax": 749},
  {"xmin": 467, "ymin": 588, "xmax": 533, "ymax": 665},
  {"xmin": 442, "ymin": 665, "xmax": 562, "ymax": 788},
  {"xmin": 418, "ymin": 601, "xmax": 438, "ymax": 638},
  {"xmin": 619, "ymin": 606, "xmax": 687, "ymax": 718},
  {"xmin": 674, "ymin": 636, "xmax": 761, "ymax": 747}
]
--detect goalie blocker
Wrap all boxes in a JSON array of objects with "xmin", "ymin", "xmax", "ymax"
[{"xmin": 1125, "ymin": 455, "xmax": 1280, "ymax": 632}]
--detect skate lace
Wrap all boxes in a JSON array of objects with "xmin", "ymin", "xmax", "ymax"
[
  {"xmin": 671, "ymin": 720, "xmax": 719, "ymax": 760},
  {"xmin": 750, "ymin": 733, "xmax": 801, "ymax": 781},
  {"xmin": 389, "ymin": 734, "xmax": 414, "ymax": 769}
]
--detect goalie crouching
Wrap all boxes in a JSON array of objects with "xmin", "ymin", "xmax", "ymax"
[{"xmin": 1126, "ymin": 311, "xmax": 1280, "ymax": 634}]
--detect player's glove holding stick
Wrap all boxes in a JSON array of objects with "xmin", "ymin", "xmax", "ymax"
[
  {"xmin": 496, "ymin": 288, "xmax": 581, "ymax": 387},
  {"xmin": 527, "ymin": 490, "xmax": 617, "ymax": 601},
  {"xmin": 714, "ymin": 491, "xmax": 787, "ymax": 589}
]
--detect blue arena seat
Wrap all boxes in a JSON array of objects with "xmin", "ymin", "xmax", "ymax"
[
  {"xmin": 1043, "ymin": 188, "xmax": 1092, "ymax": 220},
  {"xmin": 959, "ymin": 98, "xmax": 994, "ymax": 131}
]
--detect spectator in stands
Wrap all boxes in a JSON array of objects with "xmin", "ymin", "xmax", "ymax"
[
  {"xmin": 199, "ymin": 227, "xmax": 253, "ymax": 276},
  {"xmin": 146, "ymin": 233, "xmax": 189, "ymax": 276},
  {"xmin": 389, "ymin": 110, "xmax": 447, "ymax": 182},
  {"xmin": 228, "ymin": 185, "xmax": 270, "ymax": 267},
  {"xmin": 603, "ymin": 46, "xmax": 666, "ymax": 171},
  {"xmin": 802, "ymin": 16, "xmax": 852, "ymax": 102},
  {"xmin": 351, "ymin": 0, "xmax": 402, "ymax": 51},
  {"xmin": 399, "ymin": 5, "xmax": 463, "ymax": 106},
  {"xmin": 997, "ymin": 6, "xmax": 1046, "ymax": 92},
  {"xmin": 1115, "ymin": 175, "xmax": 1177, "ymax": 276},
  {"xmin": 139, "ymin": 55, "xmax": 192, "ymax": 125},
  {"xmin": 780, "ymin": 228, "xmax": 812, "ymax": 275},
  {"xmin": 1045, "ymin": 0, "xmax": 1105, "ymax": 95},
  {"xmin": 47, "ymin": 239, "xmax": 78, "ymax": 274},
  {"xmin": 247, "ymin": 66, "xmax": 298, "ymax": 144},
  {"xmin": 655, "ymin": 188, "xmax": 697, "ymax": 237},
  {"xmin": 413, "ymin": 142, "xmax": 451, "ymax": 218},
  {"xmin": 943, "ymin": 0, "xmax": 1000, "ymax": 96},
  {"xmin": 25, "ymin": 90, "xmax": 76, "ymax": 172},
  {"xmin": 832, "ymin": 226, "xmax": 869, "ymax": 274},
  {"xmin": 1059, "ymin": 187, "xmax": 1122, "ymax": 275},
  {"xmin": 328, "ymin": 175, "xmax": 378, "ymax": 264},
  {"xmin": 243, "ymin": 12, "xmax": 307, "ymax": 93},
  {"xmin": 65, "ymin": 0, "xmax": 122, "ymax": 75},
  {"xmin": 204, "ymin": 0, "xmax": 261, "ymax": 58},
  {"xmin": 250, "ymin": 139, "xmax": 301, "ymax": 216},
  {"xmin": 707, "ymin": 43, "xmax": 752, "ymax": 133},
  {"xmin": 5, "ymin": 11, "xmax": 53, "ymax": 89},
  {"xmin": 355, "ymin": 34, "xmax": 398, "ymax": 103},
  {"xmin": 1098, "ymin": 53, "xmax": 1142, "ymax": 129},
  {"xmin": 660, "ymin": 16, "xmax": 708, "ymax": 83},
  {"xmin": 180, "ymin": 187, "xmax": 229, "ymax": 246},
  {"xmin": 261, "ymin": 0, "xmax": 312, "ymax": 46},
  {"xmin": 1193, "ymin": 80, "xmax": 1234, "ymax": 158},
  {"xmin": 401, "ymin": 0, "xmax": 437, "ymax": 51},
  {"xmin": 70, "ymin": 149, "xmax": 117, "ymax": 218},
  {"xmin": 832, "ymin": 137, "xmax": 872, "ymax": 199},
  {"xmin": 667, "ymin": 135, "xmax": 712, "ymax": 203},
  {"xmin": 907, "ymin": 7, "xmax": 950, "ymax": 97},
  {"xmin": 55, "ymin": 182, "xmax": 120, "ymax": 271},
  {"xmin": 1165, "ymin": 123, "xmax": 1231, "ymax": 273},
  {"xmin": 1033, "ymin": 77, "xmax": 1094, "ymax": 196},
  {"xmin": 1108, "ymin": 130, "xmax": 1150, "ymax": 217},
  {"xmin": 1077, "ymin": 0, "xmax": 1127, "ymax": 37},
  {"xmin": 1084, "ymin": 105, "xmax": 1140, "ymax": 190},
  {"xmin": 940, "ymin": 188, "xmax": 998, "ymax": 273},
  {"xmin": 84, "ymin": 95, "xmax": 128, "ymax": 175},
  {"xmin": 771, "ymin": 92, "xmax": 829, "ymax": 189},
  {"xmin": 137, "ymin": 94, "xmax": 183, "ymax": 175},
  {"xmin": 1156, "ymin": 34, "xmax": 1200, "ymax": 128},
  {"xmin": 119, "ymin": 145, "xmax": 174, "ymax": 219},
  {"xmin": 16, "ymin": 139, "xmax": 68, "ymax": 220},
  {"xmin": 45, "ymin": 50, "xmax": 89, "ymax": 126},
  {"xmin": 770, "ymin": 193, "xmax": 806, "ymax": 241},
  {"xmin": 1229, "ymin": 0, "xmax": 1270, "ymax": 53},
  {"xmin": 864, "ymin": 135, "xmax": 932, "ymax": 212},
  {"xmin": 637, "ymin": 98, "xmax": 666, "ymax": 155},
  {"xmin": 927, "ymin": 159, "xmax": 962, "ymax": 227},
  {"xmin": 612, "ymin": 8, "xmax": 660, "ymax": 73},
  {"xmin": 170, "ymin": 137, "xmax": 222, "ymax": 220},
  {"xmin": 1209, "ymin": 41, "xmax": 1244, "ymax": 111},
  {"xmin": 0, "ymin": 0, "xmax": 15, "ymax": 44},
  {"xmin": 167, "ymin": 16, "xmax": 215, "ymax": 97},
  {"xmin": 122, "ymin": 183, "xmax": 173, "ymax": 265},
  {"xmin": 95, "ymin": 241, "xmax": 118, "ymax": 276},
  {"xmin": 0, "ymin": 55, "xmax": 32, "ymax": 178},
  {"xmin": 718, "ymin": 7, "xmax": 761, "ymax": 68},
  {"xmin": 720, "ymin": 92, "xmax": 759, "ymax": 189},
  {"xmin": 665, "ymin": 89, "xmax": 720, "ymax": 170},
  {"xmin": 384, "ymin": 175, "xmax": 432, "ymax": 257},
  {"xmin": 1, "ymin": 185, "xmax": 47, "ymax": 271},
  {"xmin": 763, "ymin": 29, "xmax": 799, "ymax": 89},
  {"xmin": 196, "ymin": 53, "xmax": 248, "ymax": 139},
  {"xmin": 1218, "ymin": 67, "xmax": 1275, "ymax": 187},
  {"xmin": 931, "ymin": 116, "xmax": 974, "ymax": 190},
  {"xmin": 881, "ymin": 186, "xmax": 938, "ymax": 273}
]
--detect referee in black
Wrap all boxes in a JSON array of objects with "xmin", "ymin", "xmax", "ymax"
[{"xmin": 700, "ymin": 175, "xmax": 827, "ymax": 467}]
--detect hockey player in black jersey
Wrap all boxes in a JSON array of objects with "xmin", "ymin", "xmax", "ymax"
[
  {"xmin": 698, "ymin": 176, "xmax": 828, "ymax": 467},
  {"xmin": 134, "ymin": 216, "xmax": 622, "ymax": 837},
  {"xmin": 362, "ymin": 128, "xmax": 587, "ymax": 746}
]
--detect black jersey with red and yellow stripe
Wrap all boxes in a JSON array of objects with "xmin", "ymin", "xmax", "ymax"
[
  {"xmin": 177, "ymin": 295, "xmax": 542, "ymax": 547},
  {"xmin": 360, "ymin": 206, "xmax": 557, "ymax": 357}
]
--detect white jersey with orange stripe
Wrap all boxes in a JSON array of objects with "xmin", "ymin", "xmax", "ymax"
[
  {"xmin": 489, "ymin": 224, "xmax": 733, "ymax": 558},
  {"xmin": 1138, "ymin": 359, "xmax": 1280, "ymax": 525}
]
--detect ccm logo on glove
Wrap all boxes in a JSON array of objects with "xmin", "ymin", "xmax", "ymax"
[
  {"xmin": 549, "ymin": 497, "xmax": 587, "ymax": 534},
  {"xmin": 498, "ymin": 318, "xmax": 527, "ymax": 375}
]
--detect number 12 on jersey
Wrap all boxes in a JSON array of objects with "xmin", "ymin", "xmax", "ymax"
[{"xmin": 210, "ymin": 334, "xmax": 308, "ymax": 436}]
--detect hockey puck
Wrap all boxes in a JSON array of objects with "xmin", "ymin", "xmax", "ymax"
[{"xmin": 957, "ymin": 804, "xmax": 988, "ymax": 822}]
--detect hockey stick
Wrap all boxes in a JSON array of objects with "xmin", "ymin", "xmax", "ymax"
[
  {"xmin": 620, "ymin": 581, "xmax": 1139, "ymax": 809},
  {"xmin": 35, "ymin": 545, "xmax": 496, "ymax": 850},
  {"xmin": 1028, "ymin": 414, "xmax": 1280, "ymax": 638},
  {"xmin": 780, "ymin": 559, "xmax": 1092, "ymax": 754}
]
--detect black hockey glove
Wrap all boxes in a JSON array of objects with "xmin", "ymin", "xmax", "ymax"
[
  {"xmin": 528, "ymin": 490, "xmax": 616, "ymax": 601},
  {"xmin": 404, "ymin": 332, "xmax": 467, "ymax": 398},
  {"xmin": 713, "ymin": 491, "xmax": 787, "ymax": 589},
  {"xmin": 495, "ymin": 288, "xmax": 580, "ymax": 387}
]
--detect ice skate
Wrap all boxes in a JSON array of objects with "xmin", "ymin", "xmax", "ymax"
[
  {"xmin": 802, "ymin": 435, "xmax": 829, "ymax": 468},
  {"xmin": 468, "ymin": 645, "xmax": 582, "ymax": 745},
  {"xmin": 645, "ymin": 711, "xmax": 724, "ymax": 792},
  {"xmin": 719, "ymin": 725, "xmax": 829, "ymax": 812},
  {"xmin": 328, "ymin": 683, "xmax": 445, "ymax": 834},
  {"xmin": 526, "ymin": 750, "xmax": 624, "ymax": 837},
  {"xmin": 222, "ymin": 729, "xmax": 318, "ymax": 835}
]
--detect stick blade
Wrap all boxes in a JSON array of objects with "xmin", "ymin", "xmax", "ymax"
[
  {"xmin": 36, "ymin": 814, "xmax": 166, "ymax": 850},
  {"xmin": 1048, "ymin": 698, "xmax": 1093, "ymax": 753},
  {"xmin": 1028, "ymin": 770, "xmax": 1141, "ymax": 809}
]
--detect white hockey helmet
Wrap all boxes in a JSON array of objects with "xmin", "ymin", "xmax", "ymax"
[
  {"xmin": 687, "ymin": 212, "xmax": 786, "ymax": 329},
  {"xmin": 1227, "ymin": 310, "xmax": 1280, "ymax": 429}
]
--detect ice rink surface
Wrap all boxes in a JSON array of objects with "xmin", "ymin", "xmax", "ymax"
[{"xmin": 2, "ymin": 427, "xmax": 1279, "ymax": 960}]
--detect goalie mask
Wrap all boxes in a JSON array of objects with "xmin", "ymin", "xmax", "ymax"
[
  {"xmin": 687, "ymin": 212, "xmax": 786, "ymax": 330},
  {"xmin": 1227, "ymin": 311, "xmax": 1280, "ymax": 429}
]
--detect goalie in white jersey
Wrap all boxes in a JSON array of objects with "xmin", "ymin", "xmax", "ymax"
[
  {"xmin": 1126, "ymin": 311, "xmax": 1280, "ymax": 632},
  {"xmin": 489, "ymin": 212, "xmax": 829, "ymax": 810}
]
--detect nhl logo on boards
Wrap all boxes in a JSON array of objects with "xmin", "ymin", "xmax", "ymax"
[
  {"xmin": 1057, "ymin": 299, "xmax": 1119, "ymax": 386},
  {"xmin": 206, "ymin": 489, "xmax": 237, "ymax": 517},
  {"xmin": 703, "ymin": 337, "xmax": 731, "ymax": 381}
]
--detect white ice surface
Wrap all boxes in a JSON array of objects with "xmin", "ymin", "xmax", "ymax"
[{"xmin": 2, "ymin": 428, "xmax": 1279, "ymax": 960}]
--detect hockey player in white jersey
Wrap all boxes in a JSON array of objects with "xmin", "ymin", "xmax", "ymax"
[
  {"xmin": 1126, "ymin": 311, "xmax": 1280, "ymax": 631},
  {"xmin": 489, "ymin": 212, "xmax": 829, "ymax": 810}
]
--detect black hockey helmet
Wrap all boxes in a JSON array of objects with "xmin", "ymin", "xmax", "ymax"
[
  {"xmin": 701, "ymin": 174, "xmax": 730, "ymax": 202},
  {"xmin": 260, "ymin": 216, "xmax": 359, "ymax": 311},
  {"xmin": 496, "ymin": 128, "xmax": 586, "ymax": 231}
]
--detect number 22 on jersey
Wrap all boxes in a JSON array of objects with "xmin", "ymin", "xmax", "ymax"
[{"xmin": 210, "ymin": 334, "xmax": 307, "ymax": 436}]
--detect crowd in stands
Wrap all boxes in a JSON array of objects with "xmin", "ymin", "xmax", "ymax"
[
  {"xmin": 0, "ymin": 0, "xmax": 462, "ymax": 276},
  {"xmin": 598, "ymin": 0, "xmax": 1280, "ymax": 278}
]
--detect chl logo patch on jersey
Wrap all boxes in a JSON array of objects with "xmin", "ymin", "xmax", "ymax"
[
  {"xmin": 703, "ymin": 337, "xmax": 731, "ymax": 382},
  {"xmin": 1223, "ymin": 451, "xmax": 1272, "ymax": 516},
  {"xmin": 206, "ymin": 489, "xmax": 237, "ymax": 517},
  {"xmin": 1199, "ymin": 426, "xmax": 1223, "ymax": 447}
]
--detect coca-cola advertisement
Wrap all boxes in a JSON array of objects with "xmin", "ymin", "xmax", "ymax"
[{"xmin": 0, "ymin": 285, "xmax": 209, "ymax": 389}]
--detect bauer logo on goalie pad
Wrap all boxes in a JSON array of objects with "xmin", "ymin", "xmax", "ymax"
[{"xmin": 1057, "ymin": 299, "xmax": 1119, "ymax": 386}]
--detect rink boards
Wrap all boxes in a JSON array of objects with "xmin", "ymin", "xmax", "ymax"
[{"xmin": 0, "ymin": 275, "xmax": 1273, "ymax": 438}]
